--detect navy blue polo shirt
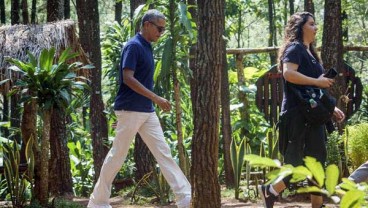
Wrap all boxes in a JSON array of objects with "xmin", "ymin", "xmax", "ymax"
[
  {"xmin": 114, "ymin": 33, "xmax": 155, "ymax": 112},
  {"xmin": 281, "ymin": 42, "xmax": 324, "ymax": 111}
]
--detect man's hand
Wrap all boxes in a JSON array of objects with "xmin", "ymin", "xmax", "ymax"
[{"xmin": 152, "ymin": 95, "xmax": 171, "ymax": 112}]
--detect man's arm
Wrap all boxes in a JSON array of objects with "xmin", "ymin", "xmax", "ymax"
[{"xmin": 123, "ymin": 69, "xmax": 171, "ymax": 111}]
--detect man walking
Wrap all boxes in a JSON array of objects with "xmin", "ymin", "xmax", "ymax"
[{"xmin": 87, "ymin": 9, "xmax": 191, "ymax": 208}]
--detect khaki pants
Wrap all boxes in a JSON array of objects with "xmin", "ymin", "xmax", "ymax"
[{"xmin": 88, "ymin": 111, "xmax": 191, "ymax": 208}]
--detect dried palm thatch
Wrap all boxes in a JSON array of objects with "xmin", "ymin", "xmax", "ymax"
[{"xmin": 0, "ymin": 20, "xmax": 90, "ymax": 94}]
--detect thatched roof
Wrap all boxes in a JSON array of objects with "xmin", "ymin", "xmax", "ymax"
[{"xmin": 0, "ymin": 20, "xmax": 90, "ymax": 93}]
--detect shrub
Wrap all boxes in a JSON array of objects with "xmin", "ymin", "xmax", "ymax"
[{"xmin": 345, "ymin": 123, "xmax": 368, "ymax": 168}]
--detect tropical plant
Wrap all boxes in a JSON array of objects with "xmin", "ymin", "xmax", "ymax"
[
  {"xmin": 230, "ymin": 136, "xmax": 246, "ymax": 199},
  {"xmin": 3, "ymin": 137, "xmax": 34, "ymax": 208},
  {"xmin": 5, "ymin": 47, "xmax": 90, "ymax": 205},
  {"xmin": 244, "ymin": 154, "xmax": 368, "ymax": 207}
]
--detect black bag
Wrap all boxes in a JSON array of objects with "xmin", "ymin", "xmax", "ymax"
[{"xmin": 288, "ymin": 84, "xmax": 336, "ymax": 126}]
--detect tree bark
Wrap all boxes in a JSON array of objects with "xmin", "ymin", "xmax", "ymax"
[
  {"xmin": 267, "ymin": 0, "xmax": 277, "ymax": 64},
  {"xmin": 221, "ymin": 40, "xmax": 235, "ymax": 188},
  {"xmin": 64, "ymin": 0, "xmax": 70, "ymax": 19},
  {"xmin": 191, "ymin": 0, "xmax": 224, "ymax": 207},
  {"xmin": 115, "ymin": 0, "xmax": 122, "ymax": 24},
  {"xmin": 1, "ymin": 0, "xmax": 6, "ymax": 24},
  {"xmin": 321, "ymin": 0, "xmax": 348, "ymax": 177},
  {"xmin": 76, "ymin": 0, "xmax": 109, "ymax": 181},
  {"xmin": 31, "ymin": 0, "xmax": 36, "ymax": 23},
  {"xmin": 39, "ymin": 108, "xmax": 52, "ymax": 206},
  {"xmin": 133, "ymin": 134, "xmax": 155, "ymax": 180},
  {"xmin": 11, "ymin": 0, "xmax": 20, "ymax": 24},
  {"xmin": 304, "ymin": 0, "xmax": 315, "ymax": 16},
  {"xmin": 289, "ymin": 0, "xmax": 294, "ymax": 15},
  {"xmin": 21, "ymin": 0, "xmax": 29, "ymax": 24},
  {"xmin": 49, "ymin": 107, "xmax": 74, "ymax": 197},
  {"xmin": 130, "ymin": 0, "xmax": 146, "ymax": 31},
  {"xmin": 47, "ymin": 0, "xmax": 64, "ymax": 22},
  {"xmin": 20, "ymin": 99, "xmax": 41, "ymax": 202}
]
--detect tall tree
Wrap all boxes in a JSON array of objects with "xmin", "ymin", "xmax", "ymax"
[
  {"xmin": 11, "ymin": 0, "xmax": 20, "ymax": 24},
  {"xmin": 289, "ymin": 0, "xmax": 294, "ymax": 15},
  {"xmin": 220, "ymin": 39, "xmax": 235, "ymax": 187},
  {"xmin": 1, "ymin": 0, "xmax": 6, "ymax": 23},
  {"xmin": 191, "ymin": 0, "xmax": 224, "ymax": 207},
  {"xmin": 47, "ymin": 0, "xmax": 64, "ymax": 22},
  {"xmin": 21, "ymin": 0, "xmax": 29, "ymax": 24},
  {"xmin": 115, "ymin": 0, "xmax": 122, "ymax": 23},
  {"xmin": 64, "ymin": 0, "xmax": 70, "ymax": 19},
  {"xmin": 76, "ymin": 0, "xmax": 109, "ymax": 181},
  {"xmin": 304, "ymin": 0, "xmax": 315, "ymax": 16},
  {"xmin": 130, "ymin": 0, "xmax": 146, "ymax": 30},
  {"xmin": 31, "ymin": 0, "xmax": 36, "ymax": 23},
  {"xmin": 267, "ymin": 0, "xmax": 277, "ymax": 64},
  {"xmin": 321, "ymin": 0, "xmax": 348, "ymax": 176},
  {"xmin": 49, "ymin": 107, "xmax": 74, "ymax": 197}
]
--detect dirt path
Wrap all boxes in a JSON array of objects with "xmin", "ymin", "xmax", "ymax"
[{"xmin": 73, "ymin": 196, "xmax": 339, "ymax": 208}]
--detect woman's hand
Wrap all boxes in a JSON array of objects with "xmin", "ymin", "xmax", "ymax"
[
  {"xmin": 315, "ymin": 74, "xmax": 334, "ymax": 88},
  {"xmin": 333, "ymin": 107, "xmax": 345, "ymax": 123}
]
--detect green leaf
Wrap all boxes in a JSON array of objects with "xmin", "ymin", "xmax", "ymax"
[
  {"xmin": 244, "ymin": 154, "xmax": 281, "ymax": 168},
  {"xmin": 340, "ymin": 190, "xmax": 365, "ymax": 208},
  {"xmin": 304, "ymin": 156, "xmax": 325, "ymax": 187},
  {"xmin": 178, "ymin": 2, "xmax": 194, "ymax": 39},
  {"xmin": 325, "ymin": 164, "xmax": 339, "ymax": 196},
  {"xmin": 297, "ymin": 186, "xmax": 325, "ymax": 195},
  {"xmin": 290, "ymin": 166, "xmax": 312, "ymax": 183}
]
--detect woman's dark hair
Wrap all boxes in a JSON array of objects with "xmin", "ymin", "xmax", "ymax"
[{"xmin": 278, "ymin": 12, "xmax": 320, "ymax": 71}]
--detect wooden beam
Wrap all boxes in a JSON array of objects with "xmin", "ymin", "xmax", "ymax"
[{"xmin": 226, "ymin": 45, "xmax": 368, "ymax": 55}]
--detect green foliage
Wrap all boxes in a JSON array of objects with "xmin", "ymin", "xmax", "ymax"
[
  {"xmin": 68, "ymin": 139, "xmax": 94, "ymax": 197},
  {"xmin": 345, "ymin": 123, "xmax": 368, "ymax": 168},
  {"xmin": 230, "ymin": 137, "xmax": 246, "ymax": 199},
  {"xmin": 326, "ymin": 131, "xmax": 342, "ymax": 166},
  {"xmin": 2, "ymin": 138, "xmax": 34, "ymax": 208},
  {"xmin": 6, "ymin": 47, "xmax": 90, "ymax": 111},
  {"xmin": 244, "ymin": 154, "xmax": 368, "ymax": 207}
]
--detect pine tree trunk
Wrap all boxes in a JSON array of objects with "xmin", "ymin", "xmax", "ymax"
[
  {"xmin": 31, "ymin": 0, "xmax": 36, "ymax": 23},
  {"xmin": 1, "ymin": 0, "xmax": 6, "ymax": 23},
  {"xmin": 289, "ymin": 0, "xmax": 294, "ymax": 15},
  {"xmin": 133, "ymin": 134, "xmax": 155, "ymax": 181},
  {"xmin": 304, "ymin": 0, "xmax": 315, "ymax": 15},
  {"xmin": 47, "ymin": 0, "xmax": 64, "ymax": 22},
  {"xmin": 191, "ymin": 0, "xmax": 224, "ymax": 207},
  {"xmin": 321, "ymin": 0, "xmax": 349, "ymax": 177},
  {"xmin": 268, "ymin": 0, "xmax": 277, "ymax": 64},
  {"xmin": 64, "ymin": 0, "xmax": 70, "ymax": 19},
  {"xmin": 49, "ymin": 107, "xmax": 74, "ymax": 197},
  {"xmin": 21, "ymin": 0, "xmax": 29, "ymax": 24},
  {"xmin": 76, "ymin": 0, "xmax": 109, "ymax": 181},
  {"xmin": 39, "ymin": 108, "xmax": 52, "ymax": 206},
  {"xmin": 11, "ymin": 0, "xmax": 20, "ymax": 24},
  {"xmin": 115, "ymin": 0, "xmax": 122, "ymax": 23},
  {"xmin": 221, "ymin": 41, "xmax": 235, "ymax": 188}
]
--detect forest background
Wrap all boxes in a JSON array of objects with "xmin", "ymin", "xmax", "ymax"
[{"xmin": 0, "ymin": 0, "xmax": 368, "ymax": 207}]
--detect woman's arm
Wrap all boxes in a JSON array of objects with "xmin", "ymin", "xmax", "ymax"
[{"xmin": 283, "ymin": 62, "xmax": 333, "ymax": 88}]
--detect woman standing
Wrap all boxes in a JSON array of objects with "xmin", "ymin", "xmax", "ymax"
[{"xmin": 258, "ymin": 12, "xmax": 345, "ymax": 208}]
